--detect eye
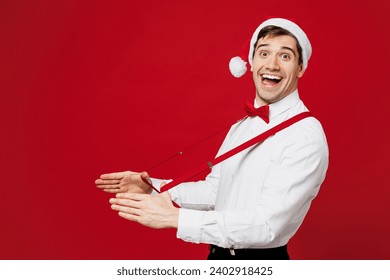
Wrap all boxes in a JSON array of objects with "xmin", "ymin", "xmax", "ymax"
[
  {"xmin": 259, "ymin": 51, "xmax": 268, "ymax": 57},
  {"xmin": 281, "ymin": 53, "xmax": 291, "ymax": 60}
]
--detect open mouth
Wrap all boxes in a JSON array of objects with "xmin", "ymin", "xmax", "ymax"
[{"xmin": 261, "ymin": 74, "xmax": 282, "ymax": 87}]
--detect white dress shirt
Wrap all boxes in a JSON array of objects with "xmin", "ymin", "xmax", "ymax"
[{"xmin": 152, "ymin": 90, "xmax": 329, "ymax": 249}]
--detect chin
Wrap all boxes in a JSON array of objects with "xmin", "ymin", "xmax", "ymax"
[{"xmin": 257, "ymin": 91, "xmax": 280, "ymax": 102}]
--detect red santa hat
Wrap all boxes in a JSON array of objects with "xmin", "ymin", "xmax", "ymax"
[{"xmin": 229, "ymin": 18, "xmax": 312, "ymax": 78}]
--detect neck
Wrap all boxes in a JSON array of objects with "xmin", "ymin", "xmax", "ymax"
[
  {"xmin": 255, "ymin": 97, "xmax": 269, "ymax": 107},
  {"xmin": 255, "ymin": 87, "xmax": 298, "ymax": 107}
]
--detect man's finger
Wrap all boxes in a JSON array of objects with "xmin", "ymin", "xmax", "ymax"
[
  {"xmin": 160, "ymin": 191, "xmax": 180, "ymax": 208},
  {"xmin": 100, "ymin": 171, "xmax": 130, "ymax": 180},
  {"xmin": 118, "ymin": 211, "xmax": 139, "ymax": 222},
  {"xmin": 140, "ymin": 171, "xmax": 151, "ymax": 182},
  {"xmin": 96, "ymin": 184, "xmax": 120, "ymax": 189},
  {"xmin": 103, "ymin": 188, "xmax": 121, "ymax": 194},
  {"xmin": 110, "ymin": 197, "xmax": 141, "ymax": 208},
  {"xmin": 95, "ymin": 179, "xmax": 121, "ymax": 186},
  {"xmin": 160, "ymin": 181, "xmax": 167, "ymax": 187},
  {"xmin": 160, "ymin": 191, "xmax": 171, "ymax": 199},
  {"xmin": 116, "ymin": 192, "xmax": 148, "ymax": 200},
  {"xmin": 111, "ymin": 204, "xmax": 142, "ymax": 216},
  {"xmin": 95, "ymin": 179, "xmax": 121, "ymax": 185}
]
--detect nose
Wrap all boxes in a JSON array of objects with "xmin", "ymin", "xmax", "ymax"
[{"xmin": 265, "ymin": 55, "xmax": 279, "ymax": 71}]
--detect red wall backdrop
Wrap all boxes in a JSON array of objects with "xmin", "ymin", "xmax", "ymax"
[{"xmin": 1, "ymin": 0, "xmax": 389, "ymax": 260}]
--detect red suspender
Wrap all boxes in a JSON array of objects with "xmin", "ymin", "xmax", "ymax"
[{"xmin": 143, "ymin": 111, "xmax": 313, "ymax": 204}]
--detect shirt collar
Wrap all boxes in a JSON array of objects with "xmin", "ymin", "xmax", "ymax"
[{"xmin": 254, "ymin": 90, "xmax": 300, "ymax": 120}]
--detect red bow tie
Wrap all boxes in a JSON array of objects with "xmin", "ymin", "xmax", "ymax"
[{"xmin": 244, "ymin": 101, "xmax": 270, "ymax": 123}]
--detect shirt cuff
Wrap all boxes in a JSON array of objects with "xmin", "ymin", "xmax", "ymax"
[
  {"xmin": 150, "ymin": 178, "xmax": 172, "ymax": 193},
  {"xmin": 177, "ymin": 208, "xmax": 204, "ymax": 244}
]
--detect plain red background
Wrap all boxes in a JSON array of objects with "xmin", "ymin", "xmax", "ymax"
[{"xmin": 1, "ymin": 0, "xmax": 389, "ymax": 259}]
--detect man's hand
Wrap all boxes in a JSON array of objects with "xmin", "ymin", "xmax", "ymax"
[
  {"xmin": 95, "ymin": 171, "xmax": 153, "ymax": 194},
  {"xmin": 109, "ymin": 192, "xmax": 179, "ymax": 229}
]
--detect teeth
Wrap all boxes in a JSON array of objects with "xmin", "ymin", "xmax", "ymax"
[{"xmin": 262, "ymin": 74, "xmax": 281, "ymax": 80}]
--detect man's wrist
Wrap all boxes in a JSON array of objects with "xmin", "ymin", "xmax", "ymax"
[{"xmin": 168, "ymin": 207, "xmax": 179, "ymax": 229}]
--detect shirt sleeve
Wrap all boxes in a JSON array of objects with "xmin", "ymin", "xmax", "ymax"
[
  {"xmin": 168, "ymin": 163, "xmax": 221, "ymax": 210},
  {"xmin": 177, "ymin": 124, "xmax": 329, "ymax": 248},
  {"xmin": 150, "ymin": 169, "xmax": 220, "ymax": 210}
]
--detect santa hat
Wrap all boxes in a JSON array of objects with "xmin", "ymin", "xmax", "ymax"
[{"xmin": 229, "ymin": 18, "xmax": 312, "ymax": 78}]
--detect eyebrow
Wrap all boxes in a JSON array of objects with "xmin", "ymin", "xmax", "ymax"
[{"xmin": 256, "ymin": 44, "xmax": 296, "ymax": 56}]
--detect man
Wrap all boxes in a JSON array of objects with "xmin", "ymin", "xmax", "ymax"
[{"xmin": 95, "ymin": 18, "xmax": 329, "ymax": 260}]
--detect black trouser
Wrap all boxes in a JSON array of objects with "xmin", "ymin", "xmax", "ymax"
[{"xmin": 207, "ymin": 244, "xmax": 290, "ymax": 260}]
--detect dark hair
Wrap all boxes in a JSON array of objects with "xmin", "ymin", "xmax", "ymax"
[{"xmin": 253, "ymin": 25, "xmax": 303, "ymax": 66}]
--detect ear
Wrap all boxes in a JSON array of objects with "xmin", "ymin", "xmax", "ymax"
[{"xmin": 297, "ymin": 64, "xmax": 305, "ymax": 78}]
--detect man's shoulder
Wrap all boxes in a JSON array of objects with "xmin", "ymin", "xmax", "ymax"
[{"xmin": 277, "ymin": 114, "xmax": 327, "ymax": 146}]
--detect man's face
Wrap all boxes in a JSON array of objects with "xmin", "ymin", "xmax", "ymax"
[{"xmin": 251, "ymin": 35, "xmax": 305, "ymax": 106}]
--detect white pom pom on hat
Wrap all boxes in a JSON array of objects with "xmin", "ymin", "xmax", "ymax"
[
  {"xmin": 229, "ymin": 56, "xmax": 247, "ymax": 78},
  {"xmin": 229, "ymin": 18, "xmax": 312, "ymax": 78},
  {"xmin": 228, "ymin": 38, "xmax": 251, "ymax": 78}
]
